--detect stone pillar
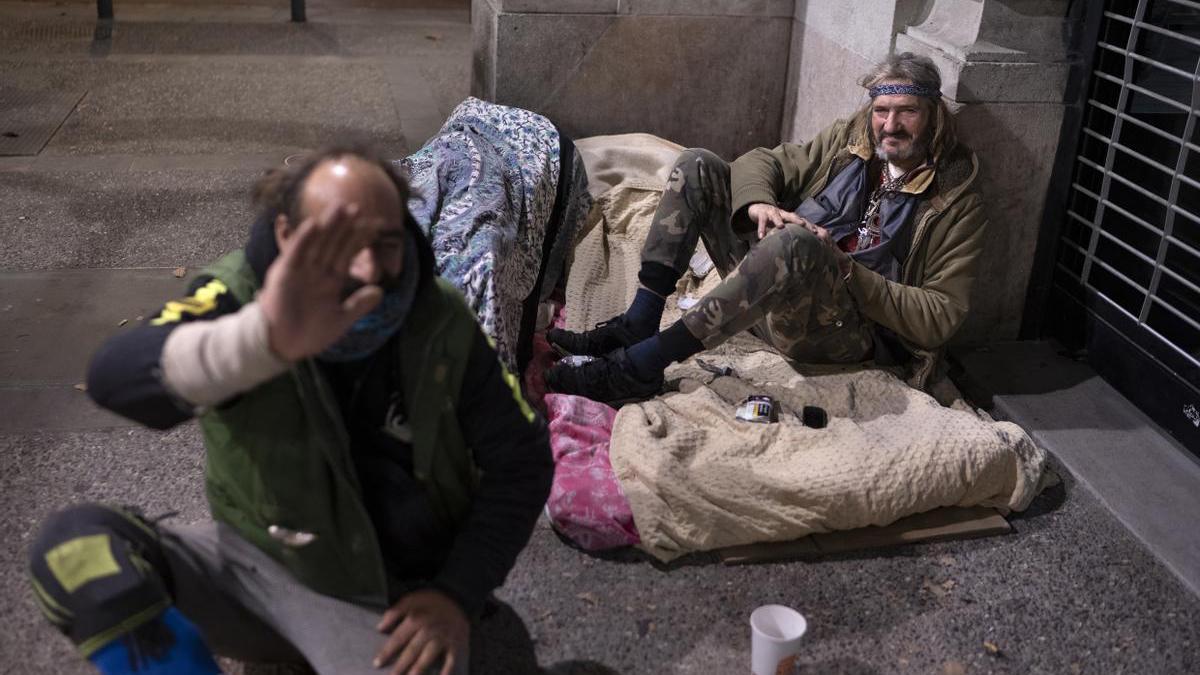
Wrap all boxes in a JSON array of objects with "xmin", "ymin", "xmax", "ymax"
[
  {"xmin": 471, "ymin": 0, "xmax": 795, "ymax": 160},
  {"xmin": 895, "ymin": 0, "xmax": 1077, "ymax": 342},
  {"xmin": 783, "ymin": 0, "xmax": 925, "ymax": 144}
]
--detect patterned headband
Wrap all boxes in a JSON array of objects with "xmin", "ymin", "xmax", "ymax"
[{"xmin": 868, "ymin": 83, "xmax": 942, "ymax": 98}]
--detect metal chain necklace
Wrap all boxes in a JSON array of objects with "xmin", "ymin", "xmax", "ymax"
[{"xmin": 855, "ymin": 167, "xmax": 911, "ymax": 251}]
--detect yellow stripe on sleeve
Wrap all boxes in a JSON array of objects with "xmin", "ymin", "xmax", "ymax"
[
  {"xmin": 150, "ymin": 279, "xmax": 229, "ymax": 326},
  {"xmin": 484, "ymin": 334, "xmax": 536, "ymax": 423}
]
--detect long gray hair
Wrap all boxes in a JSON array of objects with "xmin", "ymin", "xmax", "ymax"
[{"xmin": 851, "ymin": 52, "xmax": 957, "ymax": 160}]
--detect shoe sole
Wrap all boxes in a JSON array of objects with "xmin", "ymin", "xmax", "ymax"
[
  {"xmin": 544, "ymin": 381, "xmax": 661, "ymax": 408},
  {"xmin": 549, "ymin": 341, "xmax": 577, "ymax": 359}
]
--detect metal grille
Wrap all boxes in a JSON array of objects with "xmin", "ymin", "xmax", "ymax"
[{"xmin": 1055, "ymin": 0, "xmax": 1200, "ymax": 375}]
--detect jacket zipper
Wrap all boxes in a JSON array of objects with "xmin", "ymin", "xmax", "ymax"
[{"xmin": 302, "ymin": 361, "xmax": 390, "ymax": 605}]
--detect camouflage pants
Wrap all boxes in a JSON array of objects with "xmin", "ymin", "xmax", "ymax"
[{"xmin": 642, "ymin": 148, "xmax": 874, "ymax": 363}]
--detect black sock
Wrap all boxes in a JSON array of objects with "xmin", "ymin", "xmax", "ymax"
[
  {"xmin": 623, "ymin": 287, "xmax": 666, "ymax": 336},
  {"xmin": 636, "ymin": 261, "xmax": 679, "ymax": 297},
  {"xmin": 625, "ymin": 320, "xmax": 704, "ymax": 380}
]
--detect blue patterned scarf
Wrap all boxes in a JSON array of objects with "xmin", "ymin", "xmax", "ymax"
[{"xmin": 318, "ymin": 230, "xmax": 419, "ymax": 363}]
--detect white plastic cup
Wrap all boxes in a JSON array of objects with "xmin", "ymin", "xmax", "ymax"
[{"xmin": 750, "ymin": 605, "xmax": 808, "ymax": 675}]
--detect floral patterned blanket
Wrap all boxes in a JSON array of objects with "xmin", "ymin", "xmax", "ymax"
[{"xmin": 400, "ymin": 98, "xmax": 591, "ymax": 370}]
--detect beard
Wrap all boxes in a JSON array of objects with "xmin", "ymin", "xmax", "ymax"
[{"xmin": 873, "ymin": 129, "xmax": 931, "ymax": 165}]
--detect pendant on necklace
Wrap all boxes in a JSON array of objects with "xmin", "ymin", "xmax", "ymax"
[{"xmin": 855, "ymin": 226, "xmax": 874, "ymax": 251}]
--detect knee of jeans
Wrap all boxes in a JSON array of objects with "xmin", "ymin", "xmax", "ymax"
[
  {"xmin": 675, "ymin": 147, "xmax": 723, "ymax": 174},
  {"xmin": 756, "ymin": 224, "xmax": 823, "ymax": 275},
  {"xmin": 784, "ymin": 223, "xmax": 826, "ymax": 253}
]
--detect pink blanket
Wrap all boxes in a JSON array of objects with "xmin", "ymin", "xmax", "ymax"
[{"xmin": 524, "ymin": 316, "xmax": 640, "ymax": 550}]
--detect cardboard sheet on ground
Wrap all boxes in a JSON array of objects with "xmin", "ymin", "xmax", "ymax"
[{"xmin": 717, "ymin": 505, "xmax": 1011, "ymax": 564}]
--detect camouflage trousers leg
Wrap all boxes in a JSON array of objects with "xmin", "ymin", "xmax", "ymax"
[
  {"xmin": 680, "ymin": 223, "xmax": 875, "ymax": 364},
  {"xmin": 640, "ymin": 148, "xmax": 751, "ymax": 279}
]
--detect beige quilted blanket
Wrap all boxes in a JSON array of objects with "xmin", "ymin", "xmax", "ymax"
[
  {"xmin": 610, "ymin": 350, "xmax": 1048, "ymax": 562},
  {"xmin": 569, "ymin": 133, "xmax": 1049, "ymax": 563}
]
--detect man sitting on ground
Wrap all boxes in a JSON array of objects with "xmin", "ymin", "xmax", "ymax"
[
  {"xmin": 546, "ymin": 52, "xmax": 986, "ymax": 404},
  {"xmin": 28, "ymin": 148, "xmax": 553, "ymax": 675}
]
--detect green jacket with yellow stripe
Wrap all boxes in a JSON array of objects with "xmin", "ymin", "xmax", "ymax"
[{"xmin": 198, "ymin": 250, "xmax": 517, "ymax": 607}]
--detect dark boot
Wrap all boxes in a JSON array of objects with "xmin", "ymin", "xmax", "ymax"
[
  {"xmin": 544, "ymin": 348, "xmax": 664, "ymax": 406},
  {"xmin": 546, "ymin": 316, "xmax": 648, "ymax": 357}
]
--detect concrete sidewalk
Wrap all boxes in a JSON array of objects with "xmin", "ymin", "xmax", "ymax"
[{"xmin": 1, "ymin": 2, "xmax": 1198, "ymax": 673}]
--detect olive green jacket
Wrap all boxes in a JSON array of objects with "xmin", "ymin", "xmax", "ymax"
[
  {"xmin": 730, "ymin": 118, "xmax": 987, "ymax": 387},
  {"xmin": 197, "ymin": 251, "xmax": 480, "ymax": 607}
]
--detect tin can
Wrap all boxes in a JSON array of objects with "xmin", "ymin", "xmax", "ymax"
[{"xmin": 735, "ymin": 395, "xmax": 778, "ymax": 424}]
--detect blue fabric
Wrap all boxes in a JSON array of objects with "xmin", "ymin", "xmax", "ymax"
[
  {"xmin": 319, "ymin": 230, "xmax": 420, "ymax": 363},
  {"xmin": 792, "ymin": 158, "xmax": 917, "ymax": 282},
  {"xmin": 625, "ymin": 287, "xmax": 666, "ymax": 336},
  {"xmin": 627, "ymin": 321, "xmax": 702, "ymax": 379},
  {"xmin": 89, "ymin": 608, "xmax": 220, "ymax": 675}
]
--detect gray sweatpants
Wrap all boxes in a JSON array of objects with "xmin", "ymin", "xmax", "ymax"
[{"xmin": 159, "ymin": 521, "xmax": 467, "ymax": 674}]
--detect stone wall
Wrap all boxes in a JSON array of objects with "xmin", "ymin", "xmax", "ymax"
[
  {"xmin": 783, "ymin": 0, "xmax": 922, "ymax": 143},
  {"xmin": 471, "ymin": 0, "xmax": 795, "ymax": 160}
]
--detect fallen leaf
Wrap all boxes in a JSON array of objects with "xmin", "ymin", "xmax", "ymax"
[
  {"xmin": 576, "ymin": 592, "xmax": 597, "ymax": 605},
  {"xmin": 923, "ymin": 579, "xmax": 951, "ymax": 598},
  {"xmin": 983, "ymin": 641, "xmax": 1002, "ymax": 656},
  {"xmin": 173, "ymin": 267, "xmax": 187, "ymax": 278},
  {"xmin": 937, "ymin": 555, "xmax": 957, "ymax": 566},
  {"xmin": 942, "ymin": 661, "xmax": 967, "ymax": 675},
  {"xmin": 118, "ymin": 319, "xmax": 128, "ymax": 326},
  {"xmin": 136, "ymin": 315, "xmax": 144, "ymax": 321},
  {"xmin": 73, "ymin": 383, "xmax": 87, "ymax": 392}
]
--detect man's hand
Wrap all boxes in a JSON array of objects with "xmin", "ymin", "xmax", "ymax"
[
  {"xmin": 747, "ymin": 203, "xmax": 806, "ymax": 240},
  {"xmin": 258, "ymin": 202, "xmax": 383, "ymax": 362},
  {"xmin": 374, "ymin": 589, "xmax": 469, "ymax": 675},
  {"xmin": 747, "ymin": 203, "xmax": 836, "ymax": 246}
]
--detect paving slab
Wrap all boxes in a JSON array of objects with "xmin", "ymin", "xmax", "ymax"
[
  {"xmin": 0, "ymin": 167, "xmax": 259, "ymax": 271},
  {"xmin": 0, "ymin": 57, "xmax": 407, "ymax": 157},
  {"xmin": 953, "ymin": 341, "xmax": 1200, "ymax": 600},
  {"xmin": 0, "ymin": 19, "xmax": 470, "ymax": 58},
  {"xmin": 0, "ymin": 88, "xmax": 86, "ymax": 156},
  {"xmin": 0, "ymin": 268, "xmax": 189, "ymax": 384}
]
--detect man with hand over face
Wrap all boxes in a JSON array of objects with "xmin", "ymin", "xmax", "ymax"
[{"xmin": 28, "ymin": 147, "xmax": 552, "ymax": 675}]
